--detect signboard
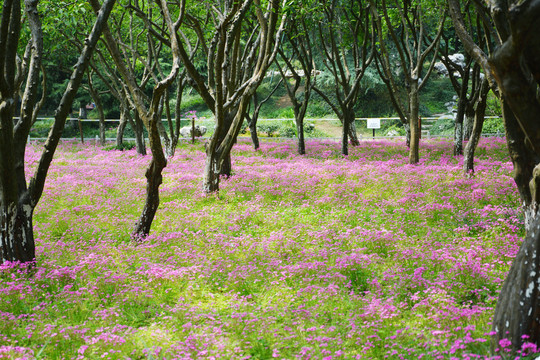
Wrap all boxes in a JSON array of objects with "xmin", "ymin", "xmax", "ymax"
[{"xmin": 366, "ymin": 118, "xmax": 381, "ymax": 129}]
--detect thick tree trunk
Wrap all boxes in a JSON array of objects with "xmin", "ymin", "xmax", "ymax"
[
  {"xmin": 492, "ymin": 210, "xmax": 540, "ymax": 352},
  {"xmin": 132, "ymin": 158, "xmax": 165, "ymax": 239},
  {"xmin": 491, "ymin": 102, "xmax": 540, "ymax": 350},
  {"xmin": 0, "ymin": 201, "xmax": 35, "ymax": 264},
  {"xmin": 408, "ymin": 82, "xmax": 420, "ymax": 164},
  {"xmin": 202, "ymin": 151, "xmax": 221, "ymax": 193},
  {"xmin": 342, "ymin": 110, "xmax": 357, "ymax": 154},
  {"xmin": 501, "ymin": 101, "xmax": 537, "ymax": 212},
  {"xmin": 157, "ymin": 117, "xmax": 173, "ymax": 157}
]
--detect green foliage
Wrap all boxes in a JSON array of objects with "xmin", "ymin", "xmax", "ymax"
[
  {"xmin": 105, "ymin": 142, "xmax": 136, "ymax": 151},
  {"xmin": 486, "ymin": 91, "xmax": 502, "ymax": 116},
  {"xmin": 430, "ymin": 116, "xmax": 455, "ymax": 136},
  {"xmin": 482, "ymin": 117, "xmax": 505, "ymax": 134},
  {"xmin": 257, "ymin": 124, "xmax": 280, "ymax": 137}
]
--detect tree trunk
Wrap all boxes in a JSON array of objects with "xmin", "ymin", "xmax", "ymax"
[
  {"xmin": 501, "ymin": 101, "xmax": 537, "ymax": 213},
  {"xmin": 0, "ymin": 201, "xmax": 35, "ymax": 264},
  {"xmin": 132, "ymin": 158, "xmax": 164, "ymax": 239},
  {"xmin": 463, "ymin": 106, "xmax": 475, "ymax": 141},
  {"xmin": 404, "ymin": 122, "xmax": 411, "ymax": 148},
  {"xmin": 454, "ymin": 98, "xmax": 466, "ymax": 156},
  {"xmin": 248, "ymin": 116, "xmax": 260, "ymax": 150},
  {"xmin": 221, "ymin": 152, "xmax": 232, "ymax": 178},
  {"xmin": 348, "ymin": 115, "xmax": 360, "ymax": 146},
  {"xmin": 342, "ymin": 116, "xmax": 349, "ymax": 156},
  {"xmin": 133, "ymin": 112, "xmax": 147, "ymax": 155},
  {"xmin": 463, "ymin": 80, "xmax": 489, "ymax": 175},
  {"xmin": 492, "ymin": 210, "xmax": 540, "ymax": 352},
  {"xmin": 87, "ymin": 74, "xmax": 106, "ymax": 145},
  {"xmin": 408, "ymin": 82, "xmax": 420, "ymax": 164},
  {"xmin": 202, "ymin": 151, "xmax": 221, "ymax": 193},
  {"xmin": 116, "ymin": 107, "xmax": 127, "ymax": 148},
  {"xmin": 463, "ymin": 109, "xmax": 485, "ymax": 175},
  {"xmin": 1, "ymin": 101, "xmax": 35, "ymax": 264},
  {"xmin": 297, "ymin": 121, "xmax": 305, "ymax": 155}
]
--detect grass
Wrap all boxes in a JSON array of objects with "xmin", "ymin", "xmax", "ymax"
[{"xmin": 0, "ymin": 137, "xmax": 532, "ymax": 359}]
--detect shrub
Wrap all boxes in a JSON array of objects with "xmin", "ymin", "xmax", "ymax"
[
  {"xmin": 430, "ymin": 115, "xmax": 455, "ymax": 135},
  {"xmin": 258, "ymin": 124, "xmax": 279, "ymax": 137},
  {"xmin": 482, "ymin": 117, "xmax": 505, "ymax": 134},
  {"xmin": 105, "ymin": 142, "xmax": 136, "ymax": 151}
]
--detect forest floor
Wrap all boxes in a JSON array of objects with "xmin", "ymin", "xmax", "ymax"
[{"xmin": 0, "ymin": 137, "xmax": 528, "ymax": 359}]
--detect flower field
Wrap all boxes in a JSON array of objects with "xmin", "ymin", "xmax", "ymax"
[{"xmin": 0, "ymin": 138, "xmax": 527, "ymax": 359}]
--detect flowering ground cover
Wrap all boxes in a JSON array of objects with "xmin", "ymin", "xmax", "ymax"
[{"xmin": 0, "ymin": 138, "xmax": 528, "ymax": 359}]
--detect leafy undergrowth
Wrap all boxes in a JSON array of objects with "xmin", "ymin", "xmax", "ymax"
[{"xmin": 0, "ymin": 138, "xmax": 530, "ymax": 359}]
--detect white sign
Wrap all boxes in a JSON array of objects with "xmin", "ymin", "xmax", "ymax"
[{"xmin": 367, "ymin": 118, "xmax": 381, "ymax": 129}]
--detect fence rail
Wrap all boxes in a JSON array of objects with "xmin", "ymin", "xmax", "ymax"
[{"xmin": 23, "ymin": 116, "xmax": 504, "ymax": 142}]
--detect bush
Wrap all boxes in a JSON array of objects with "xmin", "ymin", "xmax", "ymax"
[
  {"xmin": 280, "ymin": 127, "xmax": 296, "ymax": 138},
  {"xmin": 384, "ymin": 124, "xmax": 406, "ymax": 136},
  {"xmin": 258, "ymin": 124, "xmax": 279, "ymax": 137},
  {"xmin": 430, "ymin": 115, "xmax": 455, "ymax": 135},
  {"xmin": 482, "ymin": 117, "xmax": 505, "ymax": 134},
  {"xmin": 105, "ymin": 142, "xmax": 136, "ymax": 151}
]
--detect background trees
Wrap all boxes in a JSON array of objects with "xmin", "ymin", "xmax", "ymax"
[
  {"xmin": 175, "ymin": 0, "xmax": 286, "ymax": 193},
  {"xmin": 310, "ymin": 0, "xmax": 375, "ymax": 156},
  {"xmin": 371, "ymin": 0, "xmax": 446, "ymax": 164}
]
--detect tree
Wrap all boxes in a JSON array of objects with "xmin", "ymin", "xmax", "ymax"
[
  {"xmin": 371, "ymin": 0, "xmax": 446, "ymax": 164},
  {"xmin": 448, "ymin": 0, "xmax": 540, "ymax": 353},
  {"xmin": 274, "ymin": 0, "xmax": 318, "ymax": 155},
  {"xmin": 312, "ymin": 0, "xmax": 374, "ymax": 156},
  {"xmin": 176, "ymin": 0, "xmax": 286, "ymax": 193},
  {"xmin": 0, "ymin": 0, "xmax": 116, "ymax": 265},
  {"xmin": 88, "ymin": 0, "xmax": 184, "ymax": 238},
  {"xmin": 245, "ymin": 77, "xmax": 282, "ymax": 150},
  {"xmin": 438, "ymin": 4, "xmax": 495, "ymax": 159}
]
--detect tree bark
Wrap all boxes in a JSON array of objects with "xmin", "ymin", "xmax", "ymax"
[
  {"xmin": 132, "ymin": 158, "xmax": 164, "ymax": 239},
  {"xmin": 0, "ymin": 200, "xmax": 35, "ymax": 264},
  {"xmin": 342, "ymin": 116, "xmax": 349, "ymax": 156},
  {"xmin": 87, "ymin": 73, "xmax": 106, "ymax": 145},
  {"xmin": 202, "ymin": 150, "xmax": 221, "ymax": 193},
  {"xmin": 348, "ymin": 116, "xmax": 360, "ymax": 146},
  {"xmin": 297, "ymin": 121, "xmax": 305, "ymax": 155},
  {"xmin": 492, "ymin": 210, "xmax": 540, "ymax": 352},
  {"xmin": 463, "ymin": 79, "xmax": 489, "ymax": 175},
  {"xmin": 454, "ymin": 98, "xmax": 466, "ymax": 156},
  {"xmin": 132, "ymin": 111, "xmax": 146, "ymax": 155},
  {"xmin": 247, "ymin": 115, "xmax": 260, "ymax": 150},
  {"xmin": 408, "ymin": 81, "xmax": 420, "ymax": 164},
  {"xmin": 116, "ymin": 105, "xmax": 128, "ymax": 148}
]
